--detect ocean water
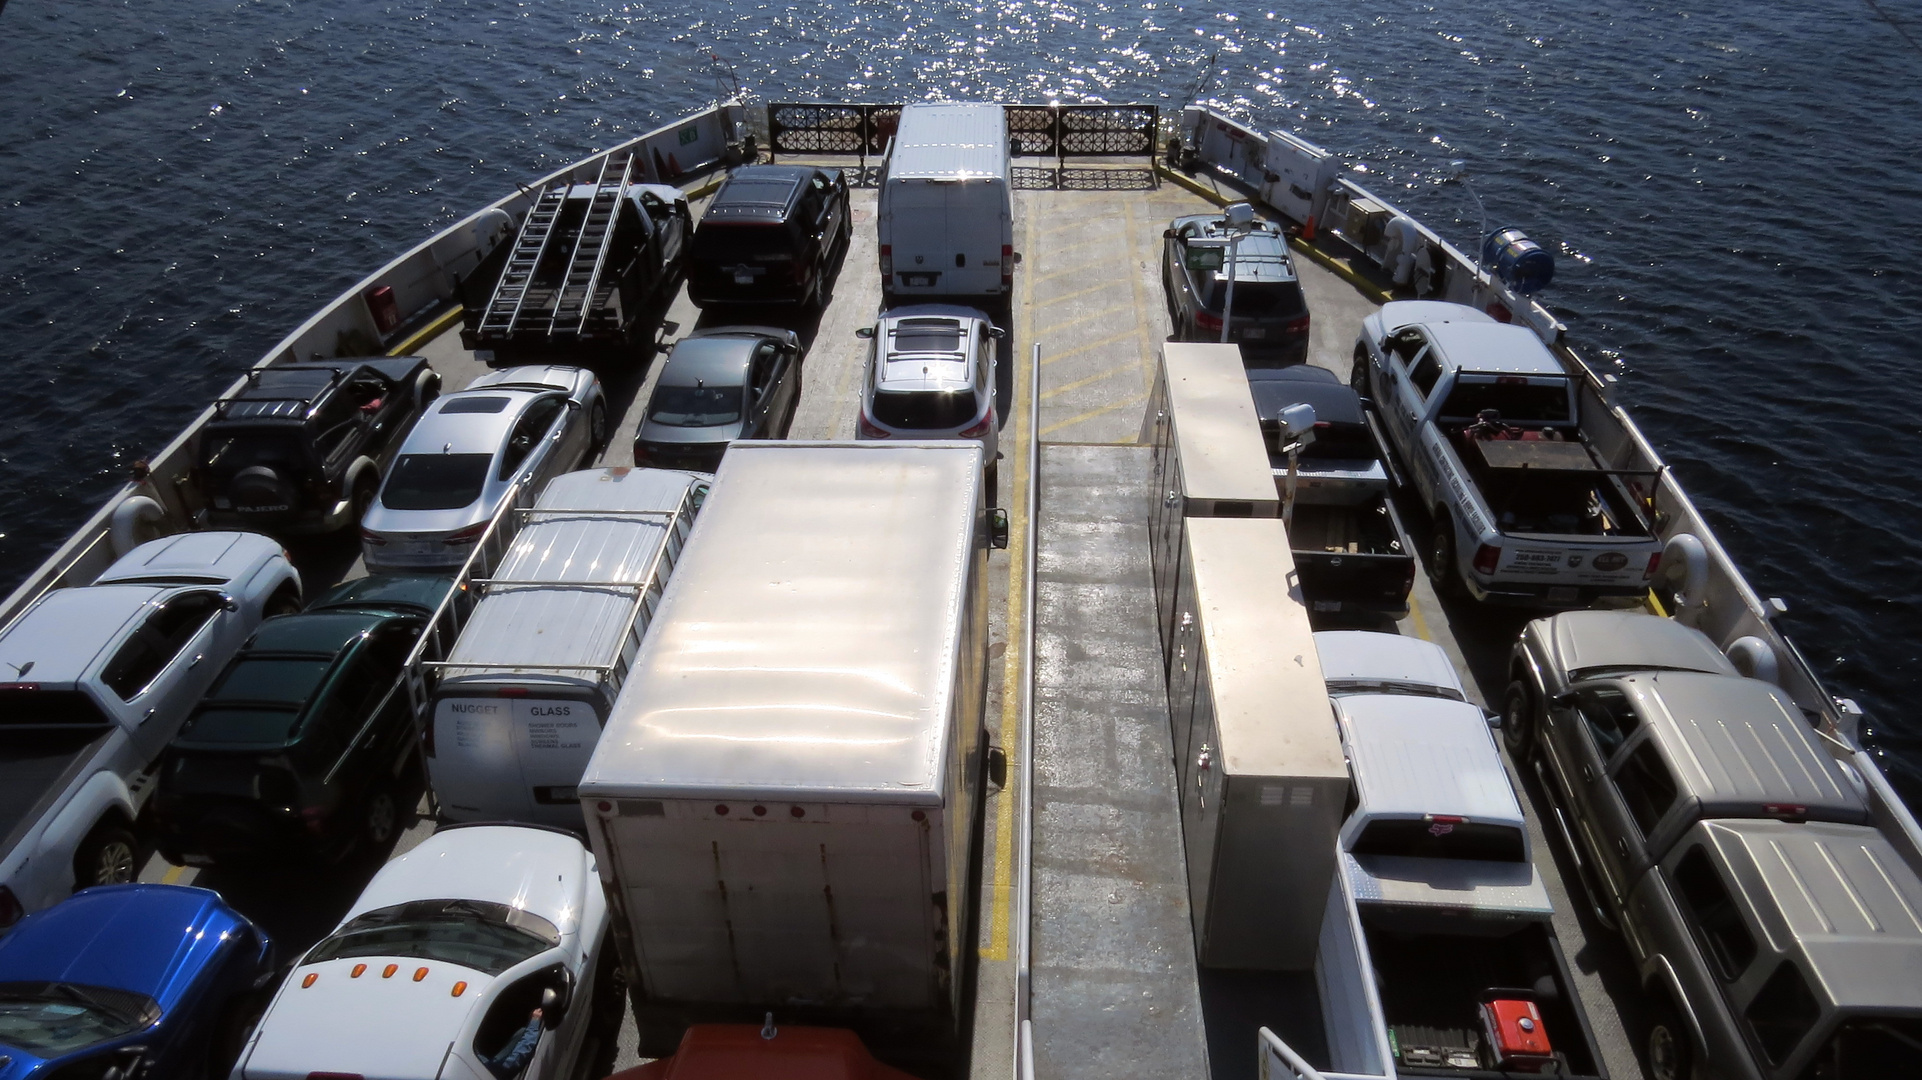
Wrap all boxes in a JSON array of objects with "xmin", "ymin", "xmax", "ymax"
[{"xmin": 2, "ymin": 0, "xmax": 1920, "ymax": 788}]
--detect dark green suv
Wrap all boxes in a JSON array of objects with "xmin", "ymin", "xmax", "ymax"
[{"xmin": 151, "ymin": 575, "xmax": 451, "ymax": 867}]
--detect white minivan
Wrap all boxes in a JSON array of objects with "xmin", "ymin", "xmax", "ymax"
[
  {"xmin": 878, "ymin": 102, "xmax": 1017, "ymax": 301},
  {"xmin": 423, "ymin": 467, "xmax": 706, "ymax": 830}
]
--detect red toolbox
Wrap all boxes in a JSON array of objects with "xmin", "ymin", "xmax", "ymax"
[{"xmin": 1479, "ymin": 997, "xmax": 1556, "ymax": 1072}]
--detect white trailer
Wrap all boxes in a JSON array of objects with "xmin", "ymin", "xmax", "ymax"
[
  {"xmin": 878, "ymin": 103, "xmax": 1015, "ymax": 300},
  {"xmin": 577, "ymin": 441, "xmax": 992, "ymax": 1056}
]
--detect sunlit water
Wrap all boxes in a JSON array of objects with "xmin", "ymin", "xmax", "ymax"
[{"xmin": 3, "ymin": 0, "xmax": 1920, "ymax": 790}]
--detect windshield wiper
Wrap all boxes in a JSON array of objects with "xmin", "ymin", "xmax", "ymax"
[{"xmin": 45, "ymin": 983, "xmax": 135, "ymax": 1024}]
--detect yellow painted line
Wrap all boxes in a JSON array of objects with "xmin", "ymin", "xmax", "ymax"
[
  {"xmin": 1035, "ymin": 279, "xmax": 1127, "ymax": 310},
  {"xmin": 1407, "ymin": 592, "xmax": 1436, "ymax": 643},
  {"xmin": 1291, "ymin": 237, "xmax": 1395, "ymax": 304},
  {"xmin": 1039, "ymin": 328, "xmax": 1144, "ymax": 367},
  {"xmin": 1041, "ymin": 302, "xmax": 1135, "ymax": 337},
  {"xmin": 983, "ymin": 204, "xmax": 1040, "ymax": 963},
  {"xmin": 1156, "ymin": 165, "xmax": 1231, "ymax": 206},
  {"xmin": 387, "ymin": 304, "xmax": 465, "ymax": 357},
  {"xmin": 684, "ymin": 174, "xmax": 726, "ymax": 200},
  {"xmin": 160, "ymin": 864, "xmax": 188, "ymax": 885},
  {"xmin": 1039, "ymin": 391, "xmax": 1149, "ymax": 438},
  {"xmin": 1645, "ymin": 589, "xmax": 1669, "ymax": 617},
  {"xmin": 1040, "ymin": 359, "xmax": 1140, "ymax": 401}
]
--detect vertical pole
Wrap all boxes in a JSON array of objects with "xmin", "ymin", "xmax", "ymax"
[
  {"xmin": 1220, "ymin": 231, "xmax": 1239, "ymax": 344},
  {"xmin": 1284, "ymin": 446, "xmax": 1300, "ymax": 528}
]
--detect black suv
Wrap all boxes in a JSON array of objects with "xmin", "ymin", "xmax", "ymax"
[
  {"xmin": 194, "ymin": 358, "xmax": 439, "ymax": 535},
  {"xmin": 687, "ymin": 165, "xmax": 850, "ymax": 309}
]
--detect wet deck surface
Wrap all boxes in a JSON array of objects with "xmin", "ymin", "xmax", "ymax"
[{"xmin": 132, "ymin": 160, "xmax": 1647, "ymax": 1080}]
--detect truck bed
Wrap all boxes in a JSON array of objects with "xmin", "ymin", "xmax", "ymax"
[
  {"xmin": 1449, "ymin": 432, "xmax": 1651, "ymax": 540},
  {"xmin": 1289, "ymin": 498, "xmax": 1414, "ymax": 616},
  {"xmin": 0, "ymin": 728, "xmax": 115, "ymax": 854}
]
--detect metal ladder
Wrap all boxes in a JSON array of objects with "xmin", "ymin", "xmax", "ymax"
[
  {"xmin": 550, "ymin": 153, "xmax": 635, "ymax": 337},
  {"xmin": 479, "ymin": 184, "xmax": 570, "ymax": 338}
]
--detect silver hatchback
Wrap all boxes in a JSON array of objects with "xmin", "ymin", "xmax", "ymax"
[
  {"xmin": 855, "ymin": 305, "xmax": 1002, "ymax": 495},
  {"xmin": 359, "ymin": 365, "xmax": 604, "ymax": 571}
]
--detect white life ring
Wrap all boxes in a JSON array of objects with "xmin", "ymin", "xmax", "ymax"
[{"xmin": 108, "ymin": 495, "xmax": 166, "ymax": 557}]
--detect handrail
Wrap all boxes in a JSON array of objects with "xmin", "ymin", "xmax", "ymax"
[
  {"xmin": 1258, "ymin": 1028, "xmax": 1330, "ymax": 1080},
  {"xmin": 1012, "ymin": 341, "xmax": 1040, "ymax": 1080}
]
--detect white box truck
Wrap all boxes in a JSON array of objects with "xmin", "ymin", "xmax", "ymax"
[
  {"xmin": 419, "ymin": 467, "xmax": 706, "ymax": 830},
  {"xmin": 878, "ymin": 103, "xmax": 1016, "ymax": 301},
  {"xmin": 577, "ymin": 441, "xmax": 991, "ymax": 1058}
]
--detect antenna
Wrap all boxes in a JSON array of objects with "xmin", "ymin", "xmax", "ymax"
[{"xmin": 1183, "ymin": 51, "xmax": 1220, "ymax": 108}]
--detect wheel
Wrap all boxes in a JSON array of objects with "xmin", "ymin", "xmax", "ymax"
[
  {"xmin": 984, "ymin": 461, "xmax": 1000, "ymax": 508},
  {"xmin": 363, "ymin": 788, "xmax": 399, "ymax": 849},
  {"xmin": 265, "ymin": 583, "xmax": 302, "ymax": 618},
  {"xmin": 345, "ymin": 473, "xmax": 378, "ymax": 532},
  {"xmin": 1646, "ymin": 1002, "xmax": 1694, "ymax": 1080},
  {"xmin": 414, "ymin": 369, "xmax": 442, "ymax": 408},
  {"xmin": 1350, "ymin": 344, "xmax": 1371, "ymax": 394},
  {"xmin": 1428, "ymin": 512, "xmax": 1468, "ymax": 600},
  {"xmin": 73, "ymin": 821, "xmax": 138, "ymax": 890},
  {"xmin": 1502, "ymin": 681, "xmax": 1537, "ymax": 758},
  {"xmin": 587, "ymin": 400, "xmax": 609, "ymax": 460}
]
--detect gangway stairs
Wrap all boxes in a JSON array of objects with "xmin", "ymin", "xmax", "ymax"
[{"xmin": 476, "ymin": 153, "xmax": 634, "ymax": 342}]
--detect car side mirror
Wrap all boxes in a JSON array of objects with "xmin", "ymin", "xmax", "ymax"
[
  {"xmin": 855, "ymin": 326, "xmax": 875, "ymax": 339},
  {"xmin": 565, "ymin": 398, "xmax": 581, "ymax": 411},
  {"xmin": 987, "ymin": 326, "xmax": 1007, "ymax": 341},
  {"xmin": 990, "ymin": 507, "xmax": 1010, "ymax": 550},
  {"xmin": 1163, "ymin": 228, "xmax": 1178, "ymax": 239},
  {"xmin": 540, "ymin": 985, "xmax": 569, "ymax": 1027},
  {"xmin": 1485, "ymin": 709, "xmax": 1502, "ymax": 730},
  {"xmin": 219, "ymin": 594, "xmax": 241, "ymax": 613},
  {"xmin": 1549, "ymin": 689, "xmax": 1577, "ymax": 710},
  {"xmin": 1012, "ymin": 251, "xmax": 1022, "ymax": 264}
]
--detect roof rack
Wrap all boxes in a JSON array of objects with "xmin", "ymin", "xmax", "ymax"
[{"xmin": 477, "ymin": 153, "xmax": 636, "ymax": 340}]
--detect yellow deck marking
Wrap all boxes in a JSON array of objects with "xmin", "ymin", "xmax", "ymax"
[
  {"xmin": 1038, "ymin": 328, "xmax": 1143, "ymax": 366},
  {"xmin": 1043, "ymin": 302, "xmax": 1135, "ymax": 336},
  {"xmin": 1122, "ymin": 199, "xmax": 1158, "ymax": 391},
  {"xmin": 1036, "ymin": 280, "xmax": 1127, "ymax": 310},
  {"xmin": 1408, "ymin": 591, "xmax": 1436, "ymax": 643},
  {"xmin": 1040, "ymin": 391, "xmax": 1150, "ymax": 438},
  {"xmin": 1040, "ymin": 359, "xmax": 1142, "ymax": 401},
  {"xmin": 386, "ymin": 304, "xmax": 465, "ymax": 357},
  {"xmin": 983, "ymin": 206, "xmax": 1040, "ymax": 963},
  {"xmin": 160, "ymin": 864, "xmax": 187, "ymax": 885}
]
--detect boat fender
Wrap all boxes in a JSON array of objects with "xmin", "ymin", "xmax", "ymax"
[
  {"xmin": 1726, "ymin": 636, "xmax": 1780, "ymax": 685},
  {"xmin": 1836, "ymin": 758, "xmax": 1869, "ymax": 802},
  {"xmin": 109, "ymin": 495, "xmax": 166, "ymax": 557},
  {"xmin": 1383, "ymin": 216, "xmax": 1421, "ymax": 286},
  {"xmin": 1658, "ymin": 532, "xmax": 1709, "ymax": 613}
]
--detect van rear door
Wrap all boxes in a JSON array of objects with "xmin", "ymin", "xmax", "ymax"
[
  {"xmin": 887, "ymin": 179, "xmax": 950, "ymax": 294},
  {"xmin": 948, "ymin": 180, "xmax": 1007, "ymax": 295},
  {"xmin": 432, "ymin": 694, "xmax": 600, "ymax": 828}
]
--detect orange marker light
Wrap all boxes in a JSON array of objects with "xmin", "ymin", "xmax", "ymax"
[
  {"xmin": 413, "ymin": 967, "xmax": 429, "ymax": 982},
  {"xmin": 451, "ymin": 981, "xmax": 468, "ymax": 997},
  {"xmin": 382, "ymin": 964, "xmax": 398, "ymax": 979},
  {"xmin": 351, "ymin": 964, "xmax": 367, "ymax": 978},
  {"xmin": 301, "ymin": 973, "xmax": 318, "ymax": 989}
]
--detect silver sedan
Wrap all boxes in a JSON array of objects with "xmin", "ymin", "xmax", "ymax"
[{"xmin": 359, "ymin": 365, "xmax": 604, "ymax": 572}]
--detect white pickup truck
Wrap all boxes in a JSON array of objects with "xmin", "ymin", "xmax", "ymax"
[
  {"xmin": 1299, "ymin": 632, "xmax": 1608, "ymax": 1080},
  {"xmin": 1352, "ymin": 301, "xmax": 1663, "ymax": 606},
  {"xmin": 0, "ymin": 532, "xmax": 299, "ymax": 928}
]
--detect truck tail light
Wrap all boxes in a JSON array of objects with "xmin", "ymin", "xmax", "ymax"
[
  {"xmin": 1425, "ymin": 814, "xmax": 1467, "ymax": 825},
  {"xmin": 359, "ymin": 527, "xmax": 388, "ymax": 547},
  {"xmin": 441, "ymin": 523, "xmax": 488, "ymax": 547},
  {"xmin": 880, "ymin": 244, "xmax": 892, "ymax": 276},
  {"xmin": 1285, "ymin": 315, "xmax": 1310, "ymax": 335},
  {"xmin": 858, "ymin": 414, "xmax": 892, "ymax": 439},
  {"xmin": 1194, "ymin": 309, "xmax": 1223, "ymax": 332},
  {"xmin": 957, "ymin": 410, "xmax": 994, "ymax": 439},
  {"xmin": 1643, "ymin": 551, "xmax": 1663, "ymax": 579},
  {"xmin": 1472, "ymin": 544, "xmax": 1501, "ymax": 575},
  {"xmin": 1001, "ymin": 244, "xmax": 1015, "ymax": 286},
  {"xmin": 0, "ymin": 886, "xmax": 22, "ymax": 930}
]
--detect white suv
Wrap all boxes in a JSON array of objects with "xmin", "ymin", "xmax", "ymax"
[{"xmin": 855, "ymin": 305, "xmax": 1002, "ymax": 497}]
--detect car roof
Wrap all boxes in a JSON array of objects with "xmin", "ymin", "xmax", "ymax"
[
  {"xmin": 0, "ymin": 885, "xmax": 252, "ymax": 1011},
  {"xmin": 97, "ymin": 530, "xmax": 273, "ymax": 587},
  {"xmin": 1701, "ymin": 819, "xmax": 1922, "ymax": 1013},
  {"xmin": 345, "ymin": 824, "xmax": 590, "ymax": 932},
  {"xmin": 247, "ymin": 609, "xmax": 398, "ymax": 656},
  {"xmin": 1422, "ymin": 321, "xmax": 1565, "ymax": 377},
  {"xmin": 0, "ymin": 586, "xmax": 166, "ymax": 684},
  {"xmin": 875, "ymin": 309, "xmax": 983, "ymax": 391},
  {"xmin": 402, "ymin": 387, "xmax": 541, "ymax": 454},
  {"xmin": 1248, "ymin": 377, "xmax": 1365, "ymax": 428},
  {"xmin": 1314, "ymin": 631, "xmax": 1466, "ymax": 700},
  {"xmin": 660, "ymin": 336, "xmax": 757, "ymax": 386},
  {"xmin": 1620, "ymin": 672, "xmax": 1866, "ymax": 816},
  {"xmin": 1171, "ymin": 215, "xmax": 1298, "ymax": 283},
  {"xmin": 705, "ymin": 166, "xmax": 814, "ymax": 221},
  {"xmin": 1337, "ymin": 694, "xmax": 1524, "ymax": 827},
  {"xmin": 1546, "ymin": 610, "xmax": 1739, "ymax": 680}
]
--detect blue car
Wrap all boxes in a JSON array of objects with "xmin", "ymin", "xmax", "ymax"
[{"xmin": 0, "ymin": 885, "xmax": 274, "ymax": 1080}]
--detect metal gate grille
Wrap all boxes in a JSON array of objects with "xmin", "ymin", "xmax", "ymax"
[{"xmin": 766, "ymin": 103, "xmax": 1158, "ymax": 188}]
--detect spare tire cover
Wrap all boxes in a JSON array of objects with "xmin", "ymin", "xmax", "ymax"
[{"xmin": 230, "ymin": 465, "xmax": 296, "ymax": 513}]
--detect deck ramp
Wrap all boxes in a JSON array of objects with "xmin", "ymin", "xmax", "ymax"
[{"xmin": 1030, "ymin": 442, "xmax": 1209, "ymax": 1079}]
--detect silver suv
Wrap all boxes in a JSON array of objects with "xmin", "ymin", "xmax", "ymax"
[{"xmin": 855, "ymin": 305, "xmax": 1002, "ymax": 497}]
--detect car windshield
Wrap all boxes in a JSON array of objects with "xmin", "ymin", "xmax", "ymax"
[
  {"xmin": 306, "ymin": 899, "xmax": 560, "ymax": 976},
  {"xmin": 648, "ymin": 385, "xmax": 743, "ymax": 427},
  {"xmin": 1350, "ymin": 819, "xmax": 1527, "ymax": 862},
  {"xmin": 201, "ymin": 429, "xmax": 307, "ymax": 474},
  {"xmin": 0, "ymin": 982, "xmax": 160, "ymax": 1057},
  {"xmin": 872, "ymin": 389, "xmax": 978, "ymax": 430},
  {"xmin": 382, "ymin": 454, "xmax": 494, "ymax": 511}
]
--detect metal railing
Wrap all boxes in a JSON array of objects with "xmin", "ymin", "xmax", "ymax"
[
  {"xmin": 1012, "ymin": 342, "xmax": 1040, "ymax": 1080},
  {"xmin": 765, "ymin": 102, "xmax": 1158, "ymax": 187}
]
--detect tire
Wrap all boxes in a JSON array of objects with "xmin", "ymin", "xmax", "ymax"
[
  {"xmin": 362, "ymin": 787, "xmax": 399, "ymax": 849},
  {"xmin": 1502, "ymin": 681, "xmax": 1537, "ymax": 758},
  {"xmin": 587, "ymin": 400, "xmax": 609, "ymax": 460},
  {"xmin": 1350, "ymin": 344, "xmax": 1371, "ymax": 394},
  {"xmin": 345, "ymin": 473, "xmax": 379, "ymax": 532},
  {"xmin": 1428, "ymin": 512, "xmax": 1468, "ymax": 600},
  {"xmin": 1646, "ymin": 1001, "xmax": 1695, "ymax": 1080},
  {"xmin": 984, "ymin": 462, "xmax": 1000, "ymax": 508},
  {"xmin": 265, "ymin": 583, "xmax": 302, "ymax": 618},
  {"xmin": 73, "ymin": 821, "xmax": 138, "ymax": 891},
  {"xmin": 414, "ymin": 369, "xmax": 442, "ymax": 408}
]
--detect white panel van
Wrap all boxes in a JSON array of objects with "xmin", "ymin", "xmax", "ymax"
[
  {"xmin": 878, "ymin": 103, "xmax": 1016, "ymax": 301},
  {"xmin": 423, "ymin": 467, "xmax": 706, "ymax": 830}
]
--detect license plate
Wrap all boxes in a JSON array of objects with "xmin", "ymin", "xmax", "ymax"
[
  {"xmin": 902, "ymin": 273, "xmax": 935, "ymax": 287},
  {"xmin": 1313, "ymin": 600, "xmax": 1342, "ymax": 613},
  {"xmin": 473, "ymin": 349, "xmax": 495, "ymax": 364},
  {"xmin": 405, "ymin": 541, "xmax": 441, "ymax": 556},
  {"xmin": 733, "ymin": 272, "xmax": 754, "ymax": 285},
  {"xmin": 1240, "ymin": 327, "xmax": 1267, "ymax": 339},
  {"xmin": 1548, "ymin": 586, "xmax": 1579, "ymax": 603}
]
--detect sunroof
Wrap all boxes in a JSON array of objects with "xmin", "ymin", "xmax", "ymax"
[
  {"xmin": 441, "ymin": 396, "xmax": 512, "ymax": 414},
  {"xmin": 892, "ymin": 319, "xmax": 963, "ymax": 353}
]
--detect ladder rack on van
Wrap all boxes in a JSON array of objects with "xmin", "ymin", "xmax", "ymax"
[{"xmin": 477, "ymin": 153, "xmax": 635, "ymax": 340}]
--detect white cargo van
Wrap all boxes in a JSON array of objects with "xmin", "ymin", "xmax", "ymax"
[
  {"xmin": 878, "ymin": 103, "xmax": 1016, "ymax": 300},
  {"xmin": 577, "ymin": 441, "xmax": 991, "ymax": 1057},
  {"xmin": 422, "ymin": 467, "xmax": 706, "ymax": 830}
]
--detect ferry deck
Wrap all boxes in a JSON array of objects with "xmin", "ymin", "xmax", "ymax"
[{"xmin": 124, "ymin": 154, "xmax": 1652, "ymax": 1080}]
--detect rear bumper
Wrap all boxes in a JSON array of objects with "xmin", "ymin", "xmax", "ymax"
[
  {"xmin": 156, "ymin": 807, "xmax": 348, "ymax": 867},
  {"xmin": 206, "ymin": 498, "xmax": 351, "ymax": 536},
  {"xmin": 1467, "ymin": 578, "xmax": 1652, "ymax": 609}
]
